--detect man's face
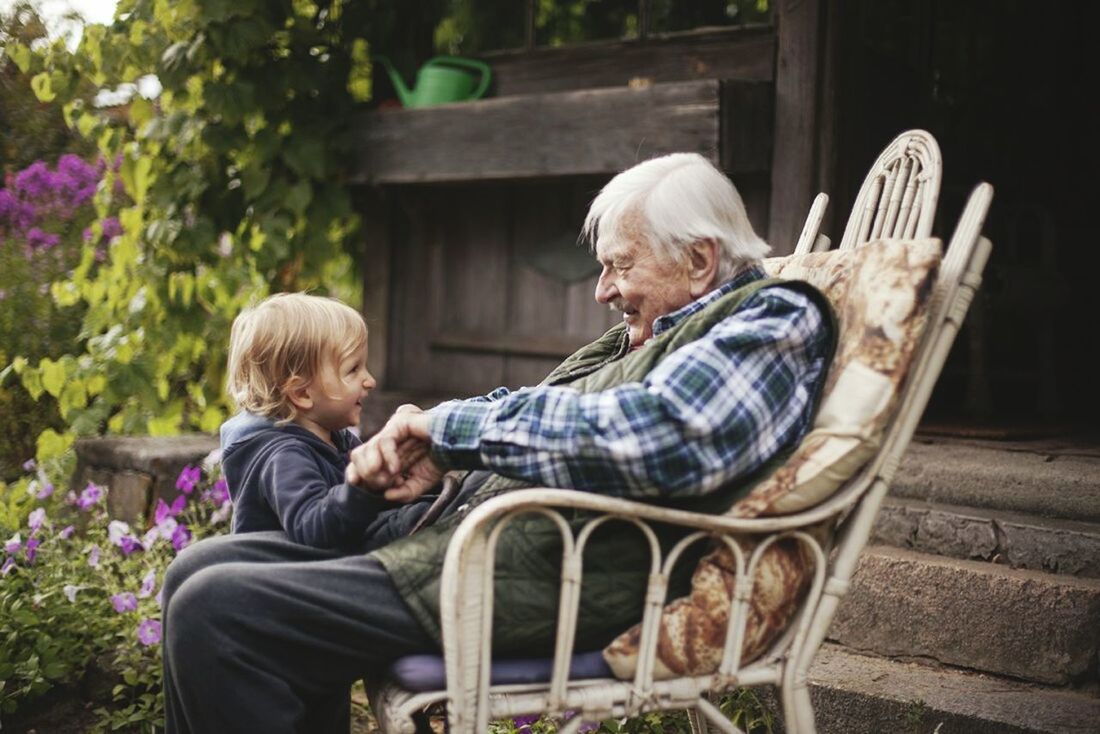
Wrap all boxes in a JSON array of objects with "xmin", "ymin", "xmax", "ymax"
[{"xmin": 594, "ymin": 226, "xmax": 694, "ymax": 347}]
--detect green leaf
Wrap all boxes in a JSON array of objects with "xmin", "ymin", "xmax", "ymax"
[
  {"xmin": 21, "ymin": 368, "xmax": 44, "ymax": 401},
  {"xmin": 285, "ymin": 179, "xmax": 312, "ymax": 214},
  {"xmin": 39, "ymin": 358, "xmax": 66, "ymax": 398},
  {"xmin": 6, "ymin": 42, "xmax": 32, "ymax": 73},
  {"xmin": 30, "ymin": 72, "xmax": 56, "ymax": 103},
  {"xmin": 283, "ymin": 137, "xmax": 325, "ymax": 179},
  {"xmin": 36, "ymin": 429, "xmax": 74, "ymax": 462},
  {"xmin": 42, "ymin": 661, "xmax": 69, "ymax": 680}
]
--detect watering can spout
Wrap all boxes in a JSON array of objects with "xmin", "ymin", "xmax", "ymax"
[{"xmin": 373, "ymin": 55, "xmax": 413, "ymax": 107}]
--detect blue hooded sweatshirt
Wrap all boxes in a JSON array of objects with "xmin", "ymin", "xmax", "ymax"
[{"xmin": 219, "ymin": 412, "xmax": 392, "ymax": 550}]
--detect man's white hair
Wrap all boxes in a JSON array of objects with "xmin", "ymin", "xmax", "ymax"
[{"xmin": 582, "ymin": 152, "xmax": 770, "ymax": 283}]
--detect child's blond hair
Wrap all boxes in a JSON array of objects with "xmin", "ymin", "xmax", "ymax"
[{"xmin": 226, "ymin": 293, "xmax": 367, "ymax": 422}]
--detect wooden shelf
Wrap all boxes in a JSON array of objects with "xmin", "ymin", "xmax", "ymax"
[{"xmin": 351, "ymin": 79, "xmax": 771, "ymax": 185}]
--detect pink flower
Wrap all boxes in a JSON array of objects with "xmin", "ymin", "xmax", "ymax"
[
  {"xmin": 137, "ymin": 619, "xmax": 162, "ymax": 646},
  {"xmin": 175, "ymin": 465, "xmax": 201, "ymax": 494},
  {"xmin": 21, "ymin": 458, "xmax": 36, "ymax": 472}
]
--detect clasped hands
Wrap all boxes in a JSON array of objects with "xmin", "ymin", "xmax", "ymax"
[{"xmin": 345, "ymin": 405, "xmax": 443, "ymax": 503}]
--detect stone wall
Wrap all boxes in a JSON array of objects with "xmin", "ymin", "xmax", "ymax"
[{"xmin": 72, "ymin": 435, "xmax": 218, "ymax": 524}]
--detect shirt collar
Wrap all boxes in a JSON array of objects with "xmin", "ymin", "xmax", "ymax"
[{"xmin": 650, "ymin": 264, "xmax": 767, "ymax": 338}]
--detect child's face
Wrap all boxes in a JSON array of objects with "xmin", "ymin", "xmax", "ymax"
[{"xmin": 302, "ymin": 344, "xmax": 376, "ymax": 434}]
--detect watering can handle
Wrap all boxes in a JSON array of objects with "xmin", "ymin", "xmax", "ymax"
[{"xmin": 427, "ymin": 55, "xmax": 492, "ymax": 100}]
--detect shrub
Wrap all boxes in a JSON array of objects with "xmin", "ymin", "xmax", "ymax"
[
  {"xmin": 0, "ymin": 460, "xmax": 230, "ymax": 730},
  {"xmin": 0, "ymin": 155, "xmax": 122, "ymax": 480}
]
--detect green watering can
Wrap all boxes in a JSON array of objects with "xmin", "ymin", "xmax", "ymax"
[{"xmin": 374, "ymin": 55, "xmax": 492, "ymax": 108}]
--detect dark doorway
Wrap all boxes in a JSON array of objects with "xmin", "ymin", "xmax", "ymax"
[{"xmin": 830, "ymin": 0, "xmax": 1099, "ymax": 434}]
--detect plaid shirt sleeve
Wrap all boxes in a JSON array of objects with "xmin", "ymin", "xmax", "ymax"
[{"xmin": 429, "ymin": 287, "xmax": 831, "ymax": 499}]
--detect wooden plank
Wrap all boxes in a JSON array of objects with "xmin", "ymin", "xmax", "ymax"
[
  {"xmin": 428, "ymin": 185, "xmax": 509, "ymax": 396},
  {"xmin": 431, "ymin": 330, "xmax": 592, "ymax": 360},
  {"xmin": 484, "ymin": 28, "xmax": 776, "ymax": 97},
  {"xmin": 357, "ymin": 188, "xmax": 392, "ymax": 386},
  {"xmin": 768, "ymin": 0, "xmax": 823, "ymax": 255},
  {"xmin": 351, "ymin": 80, "xmax": 723, "ymax": 184}
]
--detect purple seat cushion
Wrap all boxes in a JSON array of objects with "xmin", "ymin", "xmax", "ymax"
[{"xmin": 389, "ymin": 650, "xmax": 613, "ymax": 692}]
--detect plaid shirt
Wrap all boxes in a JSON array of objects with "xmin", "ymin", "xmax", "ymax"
[{"xmin": 429, "ymin": 266, "xmax": 832, "ymax": 499}]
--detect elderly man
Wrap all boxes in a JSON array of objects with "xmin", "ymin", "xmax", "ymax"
[{"xmin": 162, "ymin": 153, "xmax": 834, "ymax": 733}]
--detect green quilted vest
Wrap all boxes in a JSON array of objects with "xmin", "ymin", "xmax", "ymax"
[{"xmin": 371, "ymin": 277, "xmax": 834, "ymax": 655}]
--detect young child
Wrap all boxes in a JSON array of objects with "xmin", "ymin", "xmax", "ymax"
[{"xmin": 219, "ymin": 292, "xmax": 394, "ymax": 550}]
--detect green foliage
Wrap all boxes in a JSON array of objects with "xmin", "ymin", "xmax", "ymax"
[
  {"xmin": 6, "ymin": 0, "xmax": 372, "ymax": 476},
  {"xmin": 0, "ymin": 2, "xmax": 94, "ymax": 173}
]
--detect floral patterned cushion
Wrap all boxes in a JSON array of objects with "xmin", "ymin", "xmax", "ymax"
[{"xmin": 603, "ymin": 238, "xmax": 943, "ymax": 680}]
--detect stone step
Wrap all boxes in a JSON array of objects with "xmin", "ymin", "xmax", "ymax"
[
  {"xmin": 873, "ymin": 497, "xmax": 1100, "ymax": 578},
  {"xmin": 894, "ymin": 436, "xmax": 1100, "ymax": 523},
  {"xmin": 830, "ymin": 546, "xmax": 1100, "ymax": 685},
  {"xmin": 760, "ymin": 644, "xmax": 1100, "ymax": 734}
]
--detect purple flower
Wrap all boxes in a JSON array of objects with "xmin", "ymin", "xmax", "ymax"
[
  {"xmin": 111, "ymin": 592, "xmax": 138, "ymax": 613},
  {"xmin": 513, "ymin": 715, "xmax": 540, "ymax": 731},
  {"xmin": 206, "ymin": 478, "xmax": 230, "ymax": 508},
  {"xmin": 25, "ymin": 537, "xmax": 39, "ymax": 562},
  {"xmin": 154, "ymin": 495, "xmax": 187, "ymax": 525},
  {"xmin": 175, "ymin": 465, "xmax": 201, "ymax": 494},
  {"xmin": 4, "ymin": 533, "xmax": 21, "ymax": 554},
  {"xmin": 142, "ymin": 527, "xmax": 160, "ymax": 548},
  {"xmin": 21, "ymin": 458, "xmax": 36, "ymax": 472},
  {"xmin": 26, "ymin": 227, "xmax": 61, "ymax": 252},
  {"xmin": 155, "ymin": 588, "xmax": 164, "ymax": 608},
  {"xmin": 138, "ymin": 569, "xmax": 157, "ymax": 598},
  {"xmin": 63, "ymin": 584, "xmax": 83, "ymax": 602},
  {"xmin": 119, "ymin": 536, "xmax": 142, "ymax": 555},
  {"xmin": 171, "ymin": 523, "xmax": 192, "ymax": 552},
  {"xmin": 35, "ymin": 482, "xmax": 54, "ymax": 500},
  {"xmin": 153, "ymin": 498, "xmax": 171, "ymax": 524},
  {"xmin": 101, "ymin": 216, "xmax": 122, "ymax": 239},
  {"xmin": 1, "ymin": 557, "xmax": 14, "ymax": 576},
  {"xmin": 59, "ymin": 525, "xmax": 75, "ymax": 540},
  {"xmin": 87, "ymin": 544, "xmax": 101, "ymax": 568},
  {"xmin": 137, "ymin": 619, "xmax": 162, "ymax": 646},
  {"xmin": 77, "ymin": 482, "xmax": 104, "ymax": 510},
  {"xmin": 28, "ymin": 507, "xmax": 46, "ymax": 531}
]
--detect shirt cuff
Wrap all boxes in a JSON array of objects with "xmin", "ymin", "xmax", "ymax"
[{"xmin": 429, "ymin": 400, "xmax": 494, "ymax": 469}]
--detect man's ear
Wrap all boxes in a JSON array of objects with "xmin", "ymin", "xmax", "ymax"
[
  {"xmin": 687, "ymin": 238, "xmax": 720, "ymax": 297},
  {"xmin": 285, "ymin": 376, "xmax": 313, "ymax": 412}
]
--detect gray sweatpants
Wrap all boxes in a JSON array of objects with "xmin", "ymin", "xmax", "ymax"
[{"xmin": 162, "ymin": 517, "xmax": 437, "ymax": 733}]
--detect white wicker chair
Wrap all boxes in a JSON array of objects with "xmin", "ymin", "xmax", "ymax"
[
  {"xmin": 369, "ymin": 183, "xmax": 993, "ymax": 734},
  {"xmin": 795, "ymin": 129, "xmax": 942, "ymax": 259},
  {"xmin": 838, "ymin": 129, "xmax": 942, "ymax": 251},
  {"xmin": 793, "ymin": 193, "xmax": 831, "ymax": 256}
]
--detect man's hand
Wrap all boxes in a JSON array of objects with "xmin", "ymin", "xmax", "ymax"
[{"xmin": 346, "ymin": 411, "xmax": 443, "ymax": 502}]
